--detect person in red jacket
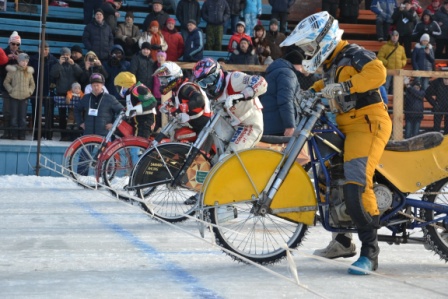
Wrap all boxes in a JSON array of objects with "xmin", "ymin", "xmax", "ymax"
[
  {"xmin": 0, "ymin": 48, "xmax": 7, "ymax": 66},
  {"xmin": 162, "ymin": 17, "xmax": 185, "ymax": 61},
  {"xmin": 228, "ymin": 21, "xmax": 252, "ymax": 53}
]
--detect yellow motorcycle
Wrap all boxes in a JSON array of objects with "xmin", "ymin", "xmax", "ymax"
[{"xmin": 197, "ymin": 92, "xmax": 448, "ymax": 264}]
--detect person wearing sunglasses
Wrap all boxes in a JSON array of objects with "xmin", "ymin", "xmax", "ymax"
[
  {"xmin": 281, "ymin": 11, "xmax": 392, "ymax": 275},
  {"xmin": 0, "ymin": 31, "xmax": 23, "ymax": 139},
  {"xmin": 192, "ymin": 57, "xmax": 267, "ymax": 155}
]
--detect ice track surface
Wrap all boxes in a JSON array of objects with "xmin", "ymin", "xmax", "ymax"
[{"xmin": 0, "ymin": 176, "xmax": 446, "ymax": 299}]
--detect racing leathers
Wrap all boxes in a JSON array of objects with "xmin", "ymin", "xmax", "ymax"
[
  {"xmin": 215, "ymin": 71, "xmax": 268, "ymax": 154},
  {"xmin": 125, "ymin": 82, "xmax": 157, "ymax": 138},
  {"xmin": 311, "ymin": 40, "xmax": 392, "ymax": 267}
]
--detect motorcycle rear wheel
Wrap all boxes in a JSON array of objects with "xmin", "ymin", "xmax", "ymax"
[
  {"xmin": 210, "ymin": 203, "xmax": 308, "ymax": 264},
  {"xmin": 130, "ymin": 143, "xmax": 208, "ymax": 223},
  {"xmin": 422, "ymin": 178, "xmax": 448, "ymax": 261}
]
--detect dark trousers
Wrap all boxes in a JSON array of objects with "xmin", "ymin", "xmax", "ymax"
[
  {"xmin": 10, "ymin": 97, "xmax": 28, "ymax": 138},
  {"xmin": 399, "ymin": 35, "xmax": 412, "ymax": 58},
  {"xmin": 433, "ymin": 111, "xmax": 448, "ymax": 134},
  {"xmin": 375, "ymin": 20, "xmax": 391, "ymax": 40},
  {"xmin": 83, "ymin": 0, "xmax": 102, "ymax": 24},
  {"xmin": 1, "ymin": 93, "xmax": 11, "ymax": 138},
  {"xmin": 272, "ymin": 12, "xmax": 289, "ymax": 33},
  {"xmin": 435, "ymin": 38, "xmax": 448, "ymax": 59}
]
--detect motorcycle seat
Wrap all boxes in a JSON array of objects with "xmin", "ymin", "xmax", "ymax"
[
  {"xmin": 260, "ymin": 135, "xmax": 291, "ymax": 144},
  {"xmin": 385, "ymin": 132, "xmax": 444, "ymax": 152}
]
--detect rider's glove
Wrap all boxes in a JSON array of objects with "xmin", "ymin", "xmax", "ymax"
[
  {"xmin": 225, "ymin": 94, "xmax": 245, "ymax": 109},
  {"xmin": 321, "ymin": 82, "xmax": 351, "ymax": 99},
  {"xmin": 176, "ymin": 112, "xmax": 190, "ymax": 123},
  {"xmin": 160, "ymin": 101, "xmax": 174, "ymax": 114}
]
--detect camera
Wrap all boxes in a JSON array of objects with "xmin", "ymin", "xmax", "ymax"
[{"xmin": 88, "ymin": 57, "xmax": 95, "ymax": 62}]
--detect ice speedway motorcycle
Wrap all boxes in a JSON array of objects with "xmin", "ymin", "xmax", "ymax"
[{"xmin": 191, "ymin": 92, "xmax": 448, "ymax": 265}]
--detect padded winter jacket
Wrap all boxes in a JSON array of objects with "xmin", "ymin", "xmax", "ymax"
[
  {"xmin": 377, "ymin": 41, "xmax": 407, "ymax": 69},
  {"xmin": 3, "ymin": 65, "xmax": 35, "ymax": 100},
  {"xmin": 259, "ymin": 59, "xmax": 299, "ymax": 135},
  {"xmin": 201, "ymin": 0, "xmax": 230, "ymax": 26},
  {"xmin": 82, "ymin": 20, "xmax": 114, "ymax": 61}
]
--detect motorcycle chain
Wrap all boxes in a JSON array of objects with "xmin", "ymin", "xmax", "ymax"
[{"xmin": 397, "ymin": 211, "xmax": 445, "ymax": 230}]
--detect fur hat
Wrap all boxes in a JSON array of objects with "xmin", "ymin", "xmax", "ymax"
[
  {"xmin": 9, "ymin": 31, "xmax": 21, "ymax": 45},
  {"xmin": 17, "ymin": 53, "xmax": 29, "ymax": 63}
]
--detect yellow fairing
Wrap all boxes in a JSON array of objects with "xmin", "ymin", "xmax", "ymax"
[
  {"xmin": 377, "ymin": 137, "xmax": 448, "ymax": 193},
  {"xmin": 201, "ymin": 148, "xmax": 316, "ymax": 225}
]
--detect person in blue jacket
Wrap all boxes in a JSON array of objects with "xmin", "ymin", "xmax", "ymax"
[{"xmin": 259, "ymin": 48, "xmax": 303, "ymax": 136}]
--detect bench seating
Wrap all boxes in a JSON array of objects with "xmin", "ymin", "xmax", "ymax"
[
  {"xmin": 339, "ymin": 23, "xmax": 376, "ymax": 36},
  {"xmin": 358, "ymin": 9, "xmax": 376, "ymax": 22}
]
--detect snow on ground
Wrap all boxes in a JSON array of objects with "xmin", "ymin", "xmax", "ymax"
[{"xmin": 0, "ymin": 175, "xmax": 447, "ymax": 299}]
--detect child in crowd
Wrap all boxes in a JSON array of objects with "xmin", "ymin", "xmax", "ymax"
[
  {"xmin": 3, "ymin": 53, "xmax": 35, "ymax": 140},
  {"xmin": 412, "ymin": 33, "xmax": 435, "ymax": 91},
  {"xmin": 66, "ymin": 82, "xmax": 85, "ymax": 127}
]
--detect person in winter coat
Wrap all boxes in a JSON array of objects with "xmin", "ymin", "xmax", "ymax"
[
  {"xmin": 244, "ymin": 0, "xmax": 261, "ymax": 37},
  {"xmin": 404, "ymin": 79, "xmax": 425, "ymax": 138},
  {"xmin": 142, "ymin": 0, "xmax": 170, "ymax": 31},
  {"xmin": 412, "ymin": 33, "xmax": 435, "ymax": 90},
  {"xmin": 3, "ymin": 53, "xmax": 35, "ymax": 140},
  {"xmin": 392, "ymin": 0, "xmax": 419, "ymax": 57},
  {"xmin": 74, "ymin": 73, "xmax": 123, "ymax": 137},
  {"xmin": 259, "ymin": 49, "xmax": 303, "ymax": 136},
  {"xmin": 426, "ymin": 0, "xmax": 441, "ymax": 15},
  {"xmin": 252, "ymin": 24, "xmax": 272, "ymax": 65},
  {"xmin": 377, "ymin": 30, "xmax": 408, "ymax": 93},
  {"xmin": 139, "ymin": 20, "xmax": 168, "ymax": 61},
  {"xmin": 228, "ymin": 21, "xmax": 252, "ymax": 53},
  {"xmin": 425, "ymin": 76, "xmax": 448, "ymax": 134},
  {"xmin": 129, "ymin": 42, "xmax": 155, "ymax": 90},
  {"xmin": 0, "ymin": 31, "xmax": 23, "ymax": 139},
  {"xmin": 103, "ymin": 44, "xmax": 130, "ymax": 103},
  {"xmin": 162, "ymin": 17, "xmax": 185, "ymax": 61},
  {"xmin": 433, "ymin": 1, "xmax": 448, "ymax": 58},
  {"xmin": 80, "ymin": 51, "xmax": 109, "ymax": 91},
  {"xmin": 101, "ymin": 0, "xmax": 122, "ymax": 32},
  {"xmin": 29, "ymin": 43, "xmax": 59, "ymax": 140},
  {"xmin": 115, "ymin": 11, "xmax": 141, "ymax": 60},
  {"xmin": 225, "ymin": 0, "xmax": 246, "ymax": 35},
  {"xmin": 265, "ymin": 18, "xmax": 286, "ymax": 60},
  {"xmin": 412, "ymin": 10, "xmax": 442, "ymax": 47},
  {"xmin": 50, "ymin": 47, "xmax": 83, "ymax": 141},
  {"xmin": 269, "ymin": 0, "xmax": 296, "ymax": 34},
  {"xmin": 371, "ymin": 0, "xmax": 397, "ymax": 41},
  {"xmin": 183, "ymin": 19, "xmax": 204, "ymax": 62},
  {"xmin": 82, "ymin": 9, "xmax": 114, "ymax": 61},
  {"xmin": 176, "ymin": 0, "xmax": 201, "ymax": 42},
  {"xmin": 228, "ymin": 37, "xmax": 259, "ymax": 66},
  {"xmin": 201, "ymin": 0, "xmax": 230, "ymax": 51},
  {"xmin": 339, "ymin": 0, "xmax": 363, "ymax": 24}
]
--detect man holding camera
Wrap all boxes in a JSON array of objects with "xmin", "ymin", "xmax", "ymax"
[{"xmin": 49, "ymin": 47, "xmax": 83, "ymax": 141}]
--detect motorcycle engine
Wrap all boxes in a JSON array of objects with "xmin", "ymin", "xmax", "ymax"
[{"xmin": 319, "ymin": 157, "xmax": 394, "ymax": 227}]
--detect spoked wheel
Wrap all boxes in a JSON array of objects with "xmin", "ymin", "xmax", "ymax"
[
  {"xmin": 421, "ymin": 178, "xmax": 448, "ymax": 261},
  {"xmin": 67, "ymin": 140, "xmax": 103, "ymax": 188},
  {"xmin": 101, "ymin": 144, "xmax": 148, "ymax": 200},
  {"xmin": 130, "ymin": 143, "xmax": 210, "ymax": 223},
  {"xmin": 209, "ymin": 202, "xmax": 308, "ymax": 265}
]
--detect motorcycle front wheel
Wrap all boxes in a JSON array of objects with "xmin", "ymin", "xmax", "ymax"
[
  {"xmin": 210, "ymin": 203, "xmax": 308, "ymax": 264},
  {"xmin": 422, "ymin": 178, "xmax": 448, "ymax": 261},
  {"xmin": 66, "ymin": 139, "xmax": 103, "ymax": 188},
  {"xmin": 130, "ymin": 143, "xmax": 210, "ymax": 223}
]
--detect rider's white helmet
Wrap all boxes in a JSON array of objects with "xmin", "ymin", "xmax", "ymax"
[{"xmin": 280, "ymin": 11, "xmax": 343, "ymax": 73}]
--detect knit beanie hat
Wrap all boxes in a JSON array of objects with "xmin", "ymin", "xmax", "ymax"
[
  {"xmin": 167, "ymin": 17, "xmax": 176, "ymax": 24},
  {"xmin": 72, "ymin": 82, "xmax": 81, "ymax": 90},
  {"xmin": 156, "ymin": 51, "xmax": 167, "ymax": 60},
  {"xmin": 283, "ymin": 49, "xmax": 304, "ymax": 65},
  {"xmin": 187, "ymin": 19, "xmax": 197, "ymax": 26},
  {"xmin": 236, "ymin": 21, "xmax": 246, "ymax": 28},
  {"xmin": 17, "ymin": 53, "xmax": 29, "ymax": 63},
  {"xmin": 150, "ymin": 20, "xmax": 159, "ymax": 28},
  {"xmin": 141, "ymin": 42, "xmax": 152, "ymax": 50},
  {"xmin": 60, "ymin": 47, "xmax": 71, "ymax": 55},
  {"xmin": 270, "ymin": 18, "xmax": 279, "ymax": 26},
  {"xmin": 71, "ymin": 45, "xmax": 83, "ymax": 54},
  {"xmin": 420, "ymin": 33, "xmax": 430, "ymax": 42},
  {"xmin": 9, "ymin": 31, "xmax": 21, "ymax": 44}
]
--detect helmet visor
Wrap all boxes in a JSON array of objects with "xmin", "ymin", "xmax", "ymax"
[{"xmin": 197, "ymin": 72, "xmax": 218, "ymax": 89}]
